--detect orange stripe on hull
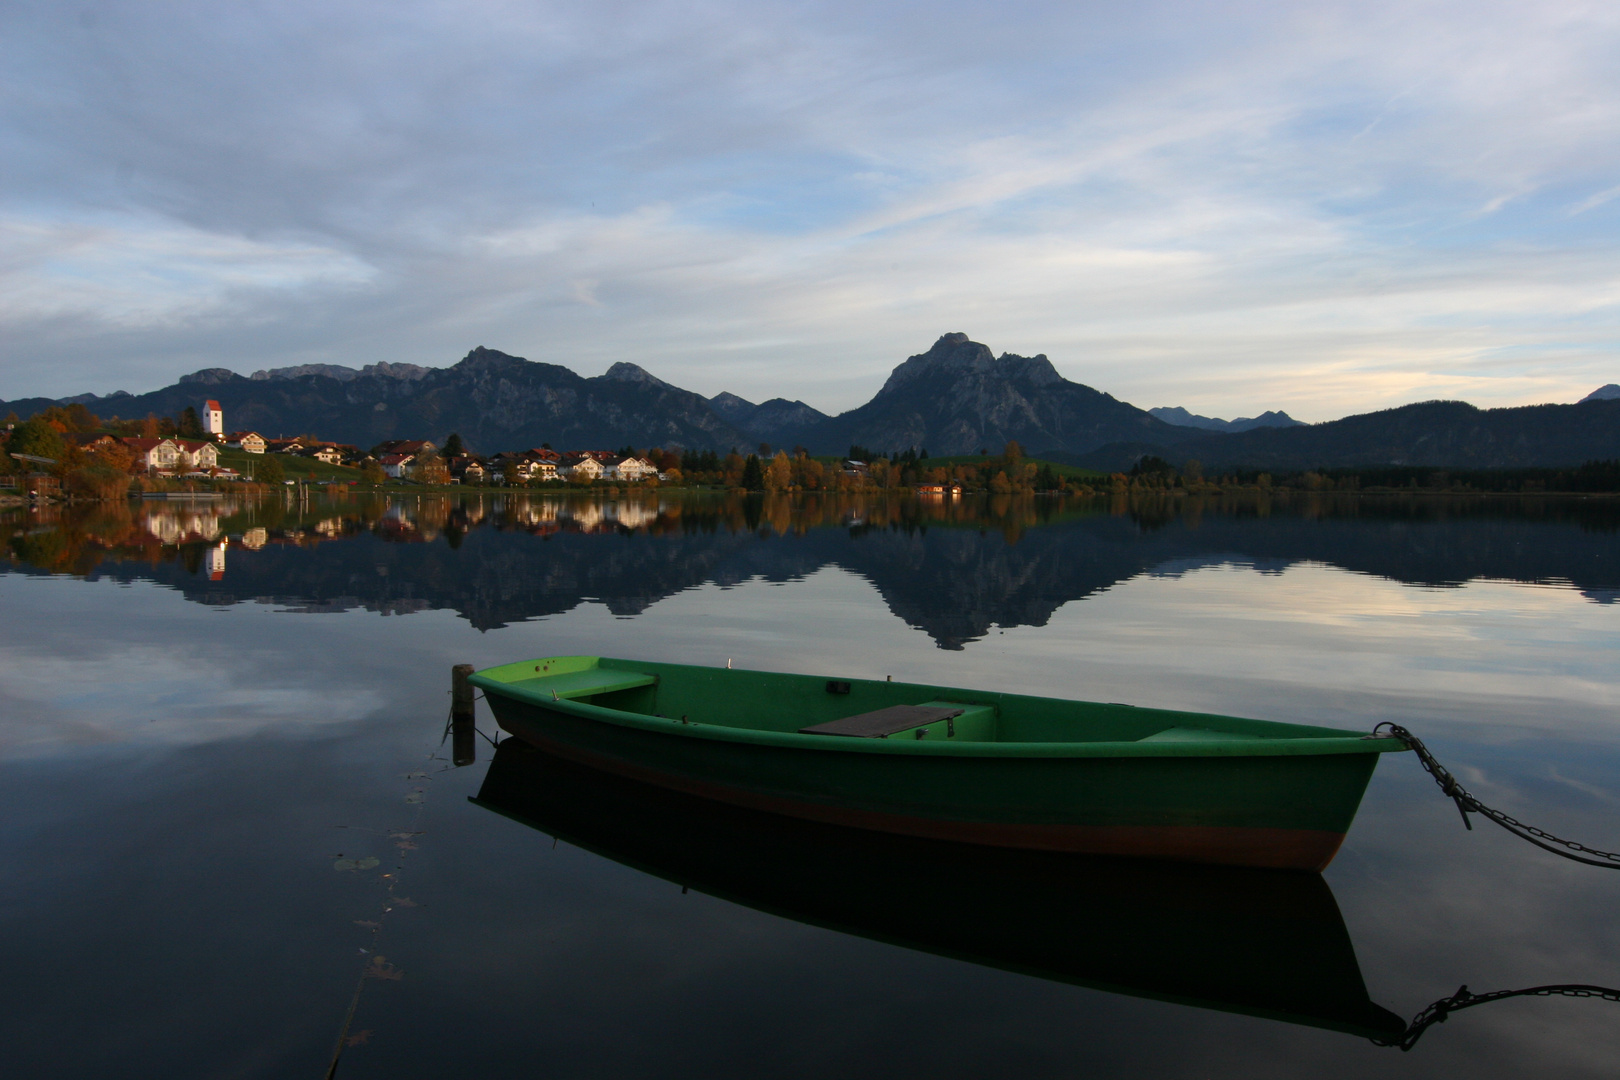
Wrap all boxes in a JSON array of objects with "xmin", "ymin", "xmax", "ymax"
[{"xmin": 507, "ymin": 730, "xmax": 1349, "ymax": 872}]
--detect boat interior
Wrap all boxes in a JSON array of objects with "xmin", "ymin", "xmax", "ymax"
[{"xmin": 476, "ymin": 655, "xmax": 1357, "ymax": 745}]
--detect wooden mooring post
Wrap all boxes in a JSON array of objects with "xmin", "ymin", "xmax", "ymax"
[{"xmin": 451, "ymin": 663, "xmax": 477, "ymax": 766}]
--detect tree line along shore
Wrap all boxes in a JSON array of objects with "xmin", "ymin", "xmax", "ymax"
[{"xmin": 5, "ymin": 402, "xmax": 1620, "ymax": 503}]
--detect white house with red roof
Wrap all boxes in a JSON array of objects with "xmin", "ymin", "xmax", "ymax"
[{"xmin": 204, "ymin": 400, "xmax": 224, "ymax": 437}]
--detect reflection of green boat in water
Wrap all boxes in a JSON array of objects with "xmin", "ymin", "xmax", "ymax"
[
  {"xmin": 470, "ymin": 656, "xmax": 1406, "ymax": 871},
  {"xmin": 472, "ymin": 739, "xmax": 1407, "ymax": 1039}
]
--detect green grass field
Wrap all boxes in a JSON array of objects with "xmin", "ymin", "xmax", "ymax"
[{"xmin": 216, "ymin": 448, "xmax": 367, "ymax": 484}]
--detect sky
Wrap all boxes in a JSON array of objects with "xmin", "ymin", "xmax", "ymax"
[{"xmin": 2, "ymin": 1, "xmax": 1618, "ymax": 422}]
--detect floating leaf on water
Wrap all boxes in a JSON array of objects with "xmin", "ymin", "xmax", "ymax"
[
  {"xmin": 394, "ymin": 840, "xmax": 418, "ymax": 851},
  {"xmin": 389, "ymin": 831, "xmax": 424, "ymax": 840},
  {"xmin": 392, "ymin": 897, "xmax": 418, "ymax": 908},
  {"xmin": 403, "ymin": 793, "xmax": 424, "ymax": 804},
  {"xmin": 366, "ymin": 956, "xmax": 404, "ymax": 981},
  {"xmin": 353, "ymin": 920, "xmax": 380, "ymax": 930},
  {"xmin": 345, "ymin": 1030, "xmax": 373, "ymax": 1047},
  {"xmin": 335, "ymin": 856, "xmax": 381, "ymax": 871}
]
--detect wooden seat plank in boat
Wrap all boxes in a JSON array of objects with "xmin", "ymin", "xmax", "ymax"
[{"xmin": 802, "ymin": 704, "xmax": 965, "ymax": 739}]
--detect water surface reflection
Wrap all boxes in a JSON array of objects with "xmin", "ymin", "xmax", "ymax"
[
  {"xmin": 6, "ymin": 492, "xmax": 1620, "ymax": 648},
  {"xmin": 474, "ymin": 739, "xmax": 1405, "ymax": 1039},
  {"xmin": 2, "ymin": 492, "xmax": 1620, "ymax": 1077}
]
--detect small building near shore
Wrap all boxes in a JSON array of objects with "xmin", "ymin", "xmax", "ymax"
[
  {"xmin": 605, "ymin": 455, "xmax": 656, "ymax": 481},
  {"xmin": 560, "ymin": 453, "xmax": 605, "ymax": 481},
  {"xmin": 121, "ymin": 437, "xmax": 220, "ymax": 473}
]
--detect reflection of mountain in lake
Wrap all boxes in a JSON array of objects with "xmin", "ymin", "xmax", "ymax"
[{"xmin": 5, "ymin": 495, "xmax": 1619, "ymax": 649}]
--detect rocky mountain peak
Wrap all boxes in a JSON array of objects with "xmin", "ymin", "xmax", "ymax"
[
  {"xmin": 876, "ymin": 334, "xmax": 1064, "ymax": 398},
  {"xmin": 708, "ymin": 391, "xmax": 754, "ymax": 417},
  {"xmin": 178, "ymin": 368, "xmax": 241, "ymax": 385},
  {"xmin": 453, "ymin": 346, "xmax": 528, "ymax": 374},
  {"xmin": 360, "ymin": 362, "xmax": 431, "ymax": 381},
  {"xmin": 876, "ymin": 333, "xmax": 997, "ymax": 396},
  {"xmin": 600, "ymin": 362, "xmax": 668, "ymax": 388},
  {"xmin": 1581, "ymin": 384, "xmax": 1620, "ymax": 403},
  {"xmin": 997, "ymin": 351, "xmax": 1062, "ymax": 388},
  {"xmin": 245, "ymin": 361, "xmax": 433, "ymax": 382}
]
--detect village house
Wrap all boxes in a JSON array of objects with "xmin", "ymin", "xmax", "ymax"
[
  {"xmin": 379, "ymin": 453, "xmax": 416, "ymax": 479},
  {"xmin": 266, "ymin": 438, "xmax": 305, "ymax": 455},
  {"xmin": 294, "ymin": 442, "xmax": 356, "ymax": 466},
  {"xmin": 449, "ymin": 455, "xmax": 487, "ymax": 483},
  {"xmin": 121, "ymin": 437, "xmax": 221, "ymax": 473},
  {"xmin": 488, "ymin": 450, "xmax": 559, "ymax": 484},
  {"xmin": 226, "ymin": 431, "xmax": 266, "ymax": 454},
  {"xmin": 486, "ymin": 452, "xmax": 525, "ymax": 482},
  {"xmin": 180, "ymin": 440, "xmax": 221, "ymax": 471},
  {"xmin": 24, "ymin": 473, "xmax": 61, "ymax": 499},
  {"xmin": 560, "ymin": 453, "xmax": 605, "ymax": 481},
  {"xmin": 604, "ymin": 455, "xmax": 656, "ymax": 481},
  {"xmin": 412, "ymin": 456, "xmax": 450, "ymax": 484},
  {"xmin": 373, "ymin": 439, "xmax": 437, "ymax": 458},
  {"xmin": 71, "ymin": 433, "xmax": 120, "ymax": 455}
]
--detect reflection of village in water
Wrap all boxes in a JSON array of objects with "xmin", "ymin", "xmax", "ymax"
[
  {"xmin": 3, "ymin": 490, "xmax": 1072, "ymax": 575},
  {"xmin": 7, "ymin": 491, "xmax": 1620, "ymax": 647}
]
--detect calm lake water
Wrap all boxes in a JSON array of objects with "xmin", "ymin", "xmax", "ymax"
[{"xmin": 4, "ymin": 491, "xmax": 1619, "ymax": 1078}]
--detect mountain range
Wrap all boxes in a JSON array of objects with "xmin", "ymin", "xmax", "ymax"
[
  {"xmin": 1148, "ymin": 406, "xmax": 1304, "ymax": 433},
  {"xmin": 4, "ymin": 333, "xmax": 1617, "ymax": 469}
]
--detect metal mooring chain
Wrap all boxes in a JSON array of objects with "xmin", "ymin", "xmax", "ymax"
[
  {"xmin": 1370, "ymin": 723, "xmax": 1620, "ymax": 869},
  {"xmin": 1374, "ymin": 983, "xmax": 1620, "ymax": 1051}
]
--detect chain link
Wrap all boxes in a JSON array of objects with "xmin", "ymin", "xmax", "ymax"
[
  {"xmin": 1361, "ymin": 724, "xmax": 1620, "ymax": 1050},
  {"xmin": 1372, "ymin": 722, "xmax": 1620, "ymax": 869},
  {"xmin": 1374, "ymin": 983, "xmax": 1620, "ymax": 1051}
]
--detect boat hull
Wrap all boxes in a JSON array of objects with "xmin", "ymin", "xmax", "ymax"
[{"xmin": 477, "ymin": 676, "xmax": 1386, "ymax": 871}]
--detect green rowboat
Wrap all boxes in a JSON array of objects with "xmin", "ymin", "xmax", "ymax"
[{"xmin": 470, "ymin": 656, "xmax": 1407, "ymax": 870}]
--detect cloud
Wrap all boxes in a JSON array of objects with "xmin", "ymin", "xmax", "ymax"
[
  {"xmin": 0, "ymin": 214, "xmax": 374, "ymax": 326},
  {"xmin": 1, "ymin": 0, "xmax": 1618, "ymax": 416}
]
